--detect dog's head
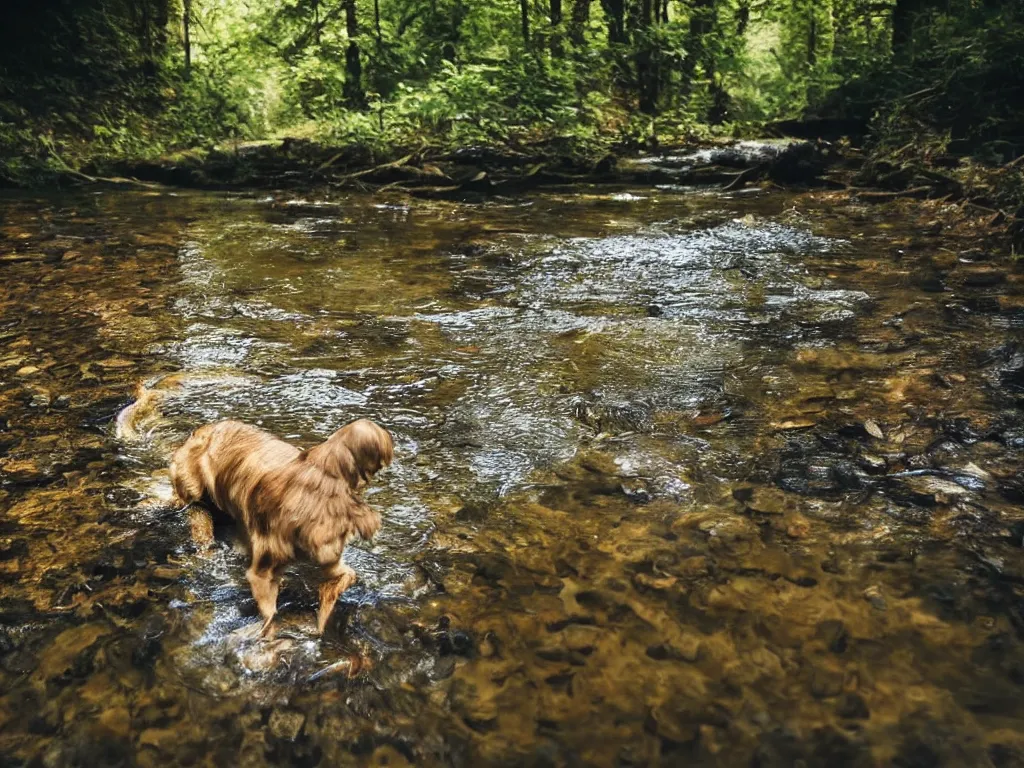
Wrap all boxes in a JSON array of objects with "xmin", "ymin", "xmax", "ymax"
[
  {"xmin": 169, "ymin": 424, "xmax": 215, "ymax": 504},
  {"xmin": 303, "ymin": 419, "xmax": 394, "ymax": 489}
]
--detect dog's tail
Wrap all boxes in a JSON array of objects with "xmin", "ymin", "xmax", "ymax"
[{"xmin": 114, "ymin": 375, "xmax": 185, "ymax": 442}]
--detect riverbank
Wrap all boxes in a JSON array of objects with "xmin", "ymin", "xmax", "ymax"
[{"xmin": 22, "ymin": 133, "xmax": 1016, "ymax": 255}]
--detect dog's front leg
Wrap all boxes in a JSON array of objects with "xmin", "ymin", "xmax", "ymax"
[
  {"xmin": 187, "ymin": 506, "xmax": 216, "ymax": 550},
  {"xmin": 246, "ymin": 549, "xmax": 282, "ymax": 637},
  {"xmin": 317, "ymin": 558, "xmax": 357, "ymax": 635}
]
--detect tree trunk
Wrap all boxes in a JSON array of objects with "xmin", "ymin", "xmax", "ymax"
[
  {"xmin": 600, "ymin": 0, "xmax": 626, "ymax": 44},
  {"xmin": 892, "ymin": 0, "xmax": 926, "ymax": 57},
  {"xmin": 314, "ymin": 0, "xmax": 321, "ymax": 45},
  {"xmin": 441, "ymin": 0, "xmax": 462, "ymax": 63},
  {"xmin": 569, "ymin": 0, "xmax": 591, "ymax": 45},
  {"xmin": 636, "ymin": 0, "xmax": 657, "ymax": 113},
  {"xmin": 735, "ymin": 0, "xmax": 749, "ymax": 37},
  {"xmin": 679, "ymin": 0, "xmax": 714, "ymax": 98},
  {"xmin": 183, "ymin": 0, "xmax": 192, "ymax": 81},
  {"xmin": 550, "ymin": 0, "xmax": 563, "ymax": 56},
  {"xmin": 140, "ymin": 0, "xmax": 153, "ymax": 72},
  {"xmin": 807, "ymin": 13, "xmax": 817, "ymax": 66},
  {"xmin": 344, "ymin": 0, "xmax": 365, "ymax": 107},
  {"xmin": 521, "ymin": 0, "xmax": 531, "ymax": 47}
]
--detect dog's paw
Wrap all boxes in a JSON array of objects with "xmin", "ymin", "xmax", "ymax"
[
  {"xmin": 228, "ymin": 620, "xmax": 270, "ymax": 645},
  {"xmin": 237, "ymin": 637, "xmax": 297, "ymax": 674}
]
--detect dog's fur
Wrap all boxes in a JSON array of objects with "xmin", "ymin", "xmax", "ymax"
[{"xmin": 169, "ymin": 418, "xmax": 393, "ymax": 635}]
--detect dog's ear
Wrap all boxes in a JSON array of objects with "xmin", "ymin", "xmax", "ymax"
[
  {"xmin": 331, "ymin": 419, "xmax": 394, "ymax": 485},
  {"xmin": 303, "ymin": 439, "xmax": 360, "ymax": 487},
  {"xmin": 169, "ymin": 427, "xmax": 213, "ymax": 504},
  {"xmin": 305, "ymin": 419, "xmax": 393, "ymax": 489},
  {"xmin": 349, "ymin": 499, "xmax": 382, "ymax": 541}
]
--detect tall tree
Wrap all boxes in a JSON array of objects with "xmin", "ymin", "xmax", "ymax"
[
  {"xmin": 344, "ymin": 0, "xmax": 366, "ymax": 106},
  {"xmin": 636, "ymin": 0, "xmax": 657, "ymax": 113},
  {"xmin": 892, "ymin": 0, "xmax": 927, "ymax": 57},
  {"xmin": 550, "ymin": 0, "xmax": 564, "ymax": 56},
  {"xmin": 183, "ymin": 0, "xmax": 193, "ymax": 80},
  {"xmin": 521, "ymin": 0, "xmax": 531, "ymax": 47},
  {"xmin": 679, "ymin": 0, "xmax": 715, "ymax": 99},
  {"xmin": 569, "ymin": 0, "xmax": 592, "ymax": 45},
  {"xmin": 601, "ymin": 0, "xmax": 627, "ymax": 44}
]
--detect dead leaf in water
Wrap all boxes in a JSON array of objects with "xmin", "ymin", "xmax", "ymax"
[
  {"xmin": 786, "ymin": 515, "xmax": 811, "ymax": 538},
  {"xmin": 771, "ymin": 418, "xmax": 816, "ymax": 431},
  {"xmin": 96, "ymin": 357, "xmax": 135, "ymax": 370},
  {"xmin": 864, "ymin": 419, "xmax": 884, "ymax": 440},
  {"xmin": 308, "ymin": 654, "xmax": 369, "ymax": 682},
  {"xmin": 633, "ymin": 573, "xmax": 678, "ymax": 591},
  {"xmin": 692, "ymin": 411, "xmax": 727, "ymax": 427}
]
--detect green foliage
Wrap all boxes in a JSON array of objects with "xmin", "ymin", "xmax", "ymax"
[
  {"xmin": 1, "ymin": 0, "xmax": 1023, "ymax": 187},
  {"xmin": 318, "ymin": 58, "xmax": 607, "ymax": 157},
  {"xmin": 873, "ymin": 12, "xmax": 1024, "ymax": 158}
]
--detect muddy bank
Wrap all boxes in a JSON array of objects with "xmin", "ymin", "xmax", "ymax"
[{"xmin": 2, "ymin": 186, "xmax": 1024, "ymax": 765}]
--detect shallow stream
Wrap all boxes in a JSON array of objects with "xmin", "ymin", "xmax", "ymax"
[{"xmin": 2, "ymin": 185, "xmax": 1024, "ymax": 766}]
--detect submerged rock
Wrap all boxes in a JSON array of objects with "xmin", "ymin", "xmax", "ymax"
[{"xmin": 268, "ymin": 709, "xmax": 306, "ymax": 742}]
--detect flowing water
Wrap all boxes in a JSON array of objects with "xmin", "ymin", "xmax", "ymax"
[{"xmin": 2, "ymin": 184, "xmax": 1024, "ymax": 766}]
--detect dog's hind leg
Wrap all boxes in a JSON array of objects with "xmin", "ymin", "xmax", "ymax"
[
  {"xmin": 246, "ymin": 548, "xmax": 282, "ymax": 637},
  {"xmin": 317, "ymin": 557, "xmax": 358, "ymax": 635}
]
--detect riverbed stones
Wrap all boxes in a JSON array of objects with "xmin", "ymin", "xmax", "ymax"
[
  {"xmin": 961, "ymin": 266, "xmax": 1007, "ymax": 287},
  {"xmin": 33, "ymin": 624, "xmax": 109, "ymax": 685},
  {"xmin": 268, "ymin": 708, "xmax": 306, "ymax": 742},
  {"xmin": 733, "ymin": 486, "xmax": 792, "ymax": 515},
  {"xmin": 1, "ymin": 172, "xmax": 1024, "ymax": 768}
]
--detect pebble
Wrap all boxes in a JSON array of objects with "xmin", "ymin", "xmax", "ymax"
[
  {"xmin": 904, "ymin": 475, "xmax": 971, "ymax": 504},
  {"xmin": 139, "ymin": 728, "xmax": 179, "ymax": 751},
  {"xmin": 771, "ymin": 418, "xmax": 816, "ymax": 431},
  {"xmin": 98, "ymin": 706, "xmax": 133, "ymax": 739},
  {"xmin": 268, "ymin": 709, "xmax": 306, "ymax": 741},
  {"xmin": 150, "ymin": 566, "xmax": 183, "ymax": 582},
  {"xmin": 27, "ymin": 386, "xmax": 51, "ymax": 407},
  {"xmin": 858, "ymin": 453, "xmax": 887, "ymax": 473},
  {"xmin": 734, "ymin": 486, "xmax": 789, "ymax": 515},
  {"xmin": 961, "ymin": 267, "xmax": 1006, "ymax": 287},
  {"xmin": 633, "ymin": 572, "xmax": 678, "ymax": 591},
  {"xmin": 835, "ymin": 692, "xmax": 870, "ymax": 720},
  {"xmin": 785, "ymin": 515, "xmax": 811, "ymax": 538},
  {"xmin": 862, "ymin": 586, "xmax": 886, "ymax": 610},
  {"xmin": 96, "ymin": 357, "xmax": 136, "ymax": 370}
]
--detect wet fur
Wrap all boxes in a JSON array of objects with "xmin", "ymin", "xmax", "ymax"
[{"xmin": 169, "ymin": 418, "xmax": 393, "ymax": 635}]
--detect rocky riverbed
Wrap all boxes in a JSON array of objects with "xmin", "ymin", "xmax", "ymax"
[{"xmin": 1, "ymin": 184, "xmax": 1023, "ymax": 766}]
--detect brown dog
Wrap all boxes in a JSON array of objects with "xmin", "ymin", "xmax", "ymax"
[{"xmin": 169, "ymin": 418, "xmax": 393, "ymax": 635}]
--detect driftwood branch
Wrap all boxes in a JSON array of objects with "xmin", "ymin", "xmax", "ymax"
[
  {"xmin": 60, "ymin": 168, "xmax": 162, "ymax": 189},
  {"xmin": 325, "ymin": 152, "xmax": 415, "ymax": 179},
  {"xmin": 854, "ymin": 186, "xmax": 935, "ymax": 201},
  {"xmin": 722, "ymin": 164, "xmax": 765, "ymax": 191}
]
